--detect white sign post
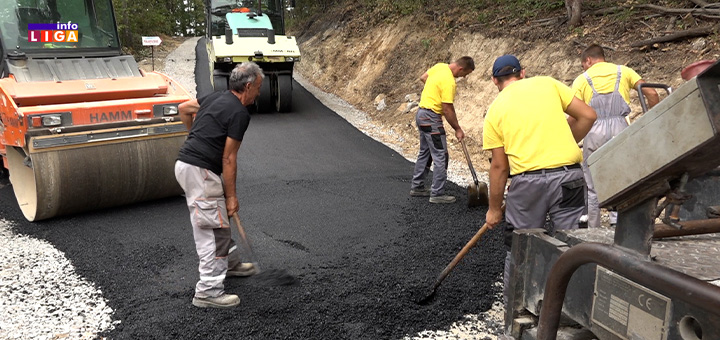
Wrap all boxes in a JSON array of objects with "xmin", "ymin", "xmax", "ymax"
[{"xmin": 141, "ymin": 36, "xmax": 162, "ymax": 71}]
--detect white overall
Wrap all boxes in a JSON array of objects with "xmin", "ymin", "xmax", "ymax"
[{"xmin": 581, "ymin": 66, "xmax": 631, "ymax": 228}]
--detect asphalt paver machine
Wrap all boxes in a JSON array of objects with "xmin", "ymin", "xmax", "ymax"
[
  {"xmin": 0, "ymin": 0, "xmax": 192, "ymax": 221},
  {"xmin": 505, "ymin": 62, "xmax": 720, "ymax": 339},
  {"xmin": 203, "ymin": 0, "xmax": 300, "ymax": 113}
]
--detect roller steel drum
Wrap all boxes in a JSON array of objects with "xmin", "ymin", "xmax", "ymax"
[{"xmin": 6, "ymin": 123, "xmax": 186, "ymax": 221}]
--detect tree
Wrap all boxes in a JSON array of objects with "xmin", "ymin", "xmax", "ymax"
[
  {"xmin": 566, "ymin": 0, "xmax": 582, "ymax": 27},
  {"xmin": 112, "ymin": 0, "xmax": 205, "ymax": 52}
]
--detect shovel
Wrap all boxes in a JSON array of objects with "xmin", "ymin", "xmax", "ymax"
[
  {"xmin": 460, "ymin": 139, "xmax": 488, "ymax": 207},
  {"xmin": 417, "ymin": 221, "xmax": 491, "ymax": 304},
  {"xmin": 417, "ymin": 204, "xmax": 505, "ymax": 304},
  {"xmin": 232, "ymin": 214, "xmax": 261, "ymax": 273}
]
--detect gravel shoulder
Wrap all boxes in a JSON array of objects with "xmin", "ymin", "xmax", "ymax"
[{"xmin": 0, "ymin": 220, "xmax": 116, "ymax": 339}]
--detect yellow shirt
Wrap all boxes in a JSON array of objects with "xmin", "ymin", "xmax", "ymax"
[
  {"xmin": 483, "ymin": 76, "xmax": 583, "ymax": 175},
  {"xmin": 571, "ymin": 62, "xmax": 642, "ymax": 104},
  {"xmin": 419, "ymin": 63, "xmax": 456, "ymax": 114}
]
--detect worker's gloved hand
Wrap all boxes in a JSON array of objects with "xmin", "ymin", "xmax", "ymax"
[
  {"xmin": 226, "ymin": 196, "xmax": 239, "ymax": 217},
  {"xmin": 485, "ymin": 207, "xmax": 504, "ymax": 229}
]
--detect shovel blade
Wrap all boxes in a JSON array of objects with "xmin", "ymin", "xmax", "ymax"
[{"xmin": 467, "ymin": 182, "xmax": 489, "ymax": 207}]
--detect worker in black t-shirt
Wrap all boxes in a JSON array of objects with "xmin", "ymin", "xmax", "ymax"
[{"xmin": 175, "ymin": 62, "xmax": 263, "ymax": 309}]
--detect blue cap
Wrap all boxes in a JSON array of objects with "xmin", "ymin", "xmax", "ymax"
[{"xmin": 492, "ymin": 55, "xmax": 522, "ymax": 77}]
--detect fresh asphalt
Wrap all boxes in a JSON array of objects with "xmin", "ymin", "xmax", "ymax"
[{"xmin": 0, "ymin": 82, "xmax": 506, "ymax": 339}]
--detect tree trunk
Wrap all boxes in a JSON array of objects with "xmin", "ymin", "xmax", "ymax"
[{"xmin": 566, "ymin": 0, "xmax": 583, "ymax": 27}]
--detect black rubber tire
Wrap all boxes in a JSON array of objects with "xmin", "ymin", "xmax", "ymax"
[
  {"xmin": 275, "ymin": 74, "xmax": 293, "ymax": 113},
  {"xmin": 255, "ymin": 74, "xmax": 273, "ymax": 113},
  {"xmin": 194, "ymin": 37, "xmax": 213, "ymax": 98},
  {"xmin": 213, "ymin": 74, "xmax": 228, "ymax": 91}
]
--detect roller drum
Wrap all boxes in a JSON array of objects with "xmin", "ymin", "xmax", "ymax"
[{"xmin": 7, "ymin": 135, "xmax": 185, "ymax": 221}]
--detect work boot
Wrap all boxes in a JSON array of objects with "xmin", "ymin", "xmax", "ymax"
[
  {"xmin": 410, "ymin": 188, "xmax": 431, "ymax": 197},
  {"xmin": 192, "ymin": 294, "xmax": 240, "ymax": 308},
  {"xmin": 227, "ymin": 262, "xmax": 258, "ymax": 277},
  {"xmin": 429, "ymin": 195, "xmax": 455, "ymax": 204}
]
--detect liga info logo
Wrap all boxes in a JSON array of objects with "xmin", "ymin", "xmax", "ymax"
[{"xmin": 27, "ymin": 22, "xmax": 79, "ymax": 43}]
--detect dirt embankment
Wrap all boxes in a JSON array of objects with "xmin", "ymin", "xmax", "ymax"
[{"xmin": 291, "ymin": 4, "xmax": 718, "ymax": 178}]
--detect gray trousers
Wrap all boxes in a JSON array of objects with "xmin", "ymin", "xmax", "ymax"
[
  {"xmin": 411, "ymin": 108, "xmax": 448, "ymax": 197},
  {"xmin": 175, "ymin": 160, "xmax": 242, "ymax": 298},
  {"xmin": 582, "ymin": 118, "xmax": 628, "ymax": 228},
  {"xmin": 502, "ymin": 167, "xmax": 585, "ymax": 306},
  {"xmin": 581, "ymin": 67, "xmax": 631, "ymax": 228}
]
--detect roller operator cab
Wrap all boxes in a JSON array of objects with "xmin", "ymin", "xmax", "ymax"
[
  {"xmin": 205, "ymin": 0, "xmax": 300, "ymax": 113},
  {"xmin": 0, "ymin": 0, "xmax": 192, "ymax": 221}
]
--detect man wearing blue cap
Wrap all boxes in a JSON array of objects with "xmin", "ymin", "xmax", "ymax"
[
  {"xmin": 410, "ymin": 56, "xmax": 475, "ymax": 204},
  {"xmin": 482, "ymin": 54, "xmax": 596, "ymax": 313}
]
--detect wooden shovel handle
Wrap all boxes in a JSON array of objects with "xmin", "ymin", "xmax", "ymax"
[
  {"xmin": 232, "ymin": 214, "xmax": 257, "ymax": 262},
  {"xmin": 232, "ymin": 214, "xmax": 247, "ymax": 240},
  {"xmin": 460, "ymin": 139, "xmax": 480, "ymax": 186},
  {"xmin": 431, "ymin": 222, "xmax": 490, "ymax": 290},
  {"xmin": 431, "ymin": 204, "xmax": 505, "ymax": 291}
]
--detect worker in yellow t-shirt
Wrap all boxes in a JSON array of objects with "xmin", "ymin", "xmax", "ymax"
[
  {"xmin": 572, "ymin": 44, "xmax": 659, "ymax": 228},
  {"xmin": 482, "ymin": 54, "xmax": 596, "ymax": 312},
  {"xmin": 410, "ymin": 56, "xmax": 474, "ymax": 204}
]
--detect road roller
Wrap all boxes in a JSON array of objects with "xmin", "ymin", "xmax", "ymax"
[
  {"xmin": 203, "ymin": 0, "xmax": 300, "ymax": 112},
  {"xmin": 0, "ymin": 0, "xmax": 191, "ymax": 221}
]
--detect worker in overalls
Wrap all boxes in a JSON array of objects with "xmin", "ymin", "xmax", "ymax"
[{"xmin": 572, "ymin": 44, "xmax": 659, "ymax": 228}]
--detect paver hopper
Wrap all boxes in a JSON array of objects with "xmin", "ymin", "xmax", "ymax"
[{"xmin": 0, "ymin": 0, "xmax": 192, "ymax": 221}]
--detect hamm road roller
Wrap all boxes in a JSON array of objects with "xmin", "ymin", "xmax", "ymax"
[
  {"xmin": 0, "ymin": 0, "xmax": 192, "ymax": 221},
  {"xmin": 203, "ymin": 0, "xmax": 300, "ymax": 112}
]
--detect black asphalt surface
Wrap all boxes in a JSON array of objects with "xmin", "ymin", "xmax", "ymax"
[{"xmin": 0, "ymin": 82, "xmax": 506, "ymax": 339}]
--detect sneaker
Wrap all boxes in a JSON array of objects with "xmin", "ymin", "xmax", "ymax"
[
  {"xmin": 227, "ymin": 262, "xmax": 258, "ymax": 277},
  {"xmin": 410, "ymin": 188, "xmax": 431, "ymax": 197},
  {"xmin": 192, "ymin": 294, "xmax": 240, "ymax": 308},
  {"xmin": 429, "ymin": 195, "xmax": 456, "ymax": 204}
]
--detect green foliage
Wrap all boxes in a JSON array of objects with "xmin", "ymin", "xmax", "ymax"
[
  {"xmin": 421, "ymin": 38, "xmax": 432, "ymax": 50},
  {"xmin": 286, "ymin": 0, "xmax": 332, "ymax": 28},
  {"xmin": 112, "ymin": 0, "xmax": 205, "ymax": 53},
  {"xmin": 357, "ymin": 0, "xmax": 425, "ymax": 16},
  {"xmin": 287, "ymin": 1, "xmax": 658, "ymax": 35},
  {"xmin": 573, "ymin": 26, "xmax": 584, "ymax": 37},
  {"xmin": 288, "ymin": 0, "xmax": 572, "ymax": 32},
  {"xmin": 493, "ymin": 0, "xmax": 564, "ymax": 19},
  {"xmin": 476, "ymin": 12, "xmax": 489, "ymax": 24},
  {"xmin": 611, "ymin": 7, "xmax": 635, "ymax": 22}
]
